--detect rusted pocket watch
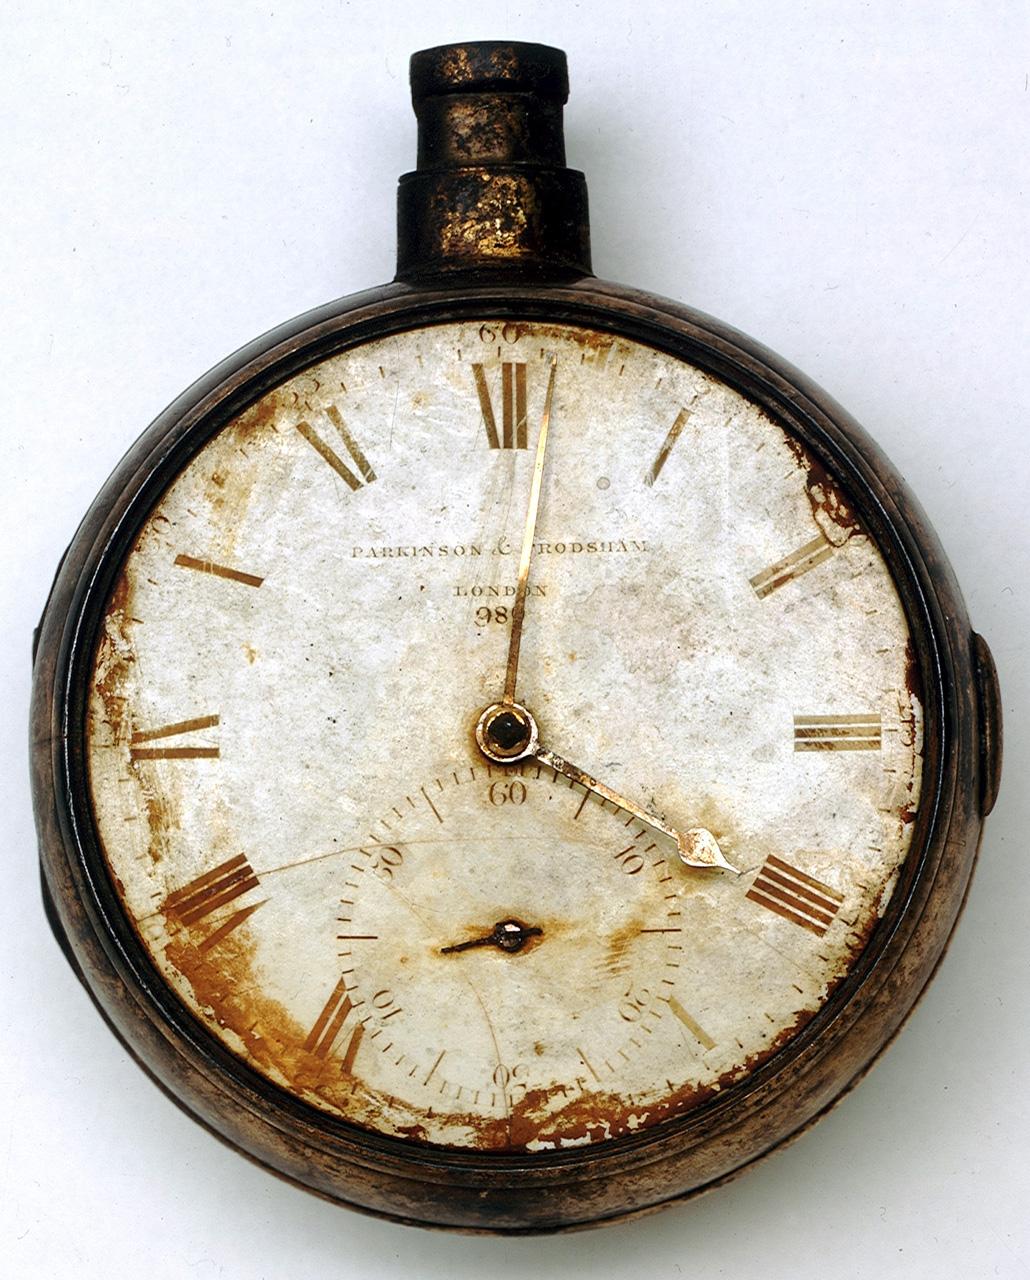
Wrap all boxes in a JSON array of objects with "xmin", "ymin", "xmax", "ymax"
[{"xmin": 31, "ymin": 41, "xmax": 1002, "ymax": 1232}]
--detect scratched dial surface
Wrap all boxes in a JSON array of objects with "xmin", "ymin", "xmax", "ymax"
[{"xmin": 87, "ymin": 321, "xmax": 923, "ymax": 1150}]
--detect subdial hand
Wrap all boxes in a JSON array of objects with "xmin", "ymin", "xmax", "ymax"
[
  {"xmin": 440, "ymin": 919, "xmax": 543, "ymax": 955},
  {"xmin": 502, "ymin": 355, "xmax": 558, "ymax": 706}
]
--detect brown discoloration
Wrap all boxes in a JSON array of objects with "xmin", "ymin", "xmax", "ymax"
[
  {"xmin": 439, "ymin": 917, "xmax": 545, "ymax": 957},
  {"xmin": 786, "ymin": 438, "xmax": 864, "ymax": 546},
  {"xmin": 164, "ymin": 922, "xmax": 345, "ymax": 1098},
  {"xmin": 160, "ymin": 890, "xmax": 817, "ymax": 1151},
  {"xmin": 163, "ymin": 916, "xmax": 487, "ymax": 1142},
  {"xmin": 82, "ymin": 317, "xmax": 923, "ymax": 1178},
  {"xmin": 89, "ymin": 573, "xmax": 134, "ymax": 747},
  {"xmin": 232, "ymin": 386, "xmax": 289, "ymax": 444},
  {"xmin": 904, "ymin": 638, "xmax": 921, "ymax": 703},
  {"xmin": 462, "ymin": 1006, "xmax": 826, "ymax": 1151},
  {"xmin": 90, "ymin": 573, "xmax": 177, "ymax": 864},
  {"xmin": 152, "ymin": 848, "xmax": 894, "ymax": 1156},
  {"xmin": 533, "ymin": 324, "xmax": 617, "ymax": 357},
  {"xmin": 194, "ymin": 394, "xmax": 284, "ymax": 558},
  {"xmin": 603, "ymin": 917, "xmax": 643, "ymax": 978},
  {"xmin": 895, "ymin": 639, "xmax": 925, "ymax": 838},
  {"xmin": 839, "ymin": 883, "xmax": 890, "ymax": 959}
]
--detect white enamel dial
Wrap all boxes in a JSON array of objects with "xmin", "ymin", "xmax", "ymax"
[{"xmin": 87, "ymin": 319, "xmax": 923, "ymax": 1150}]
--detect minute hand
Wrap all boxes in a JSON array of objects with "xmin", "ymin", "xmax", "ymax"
[
  {"xmin": 534, "ymin": 745, "xmax": 737, "ymax": 873},
  {"xmin": 503, "ymin": 355, "xmax": 558, "ymax": 706}
]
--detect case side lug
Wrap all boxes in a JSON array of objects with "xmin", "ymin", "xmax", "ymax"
[{"xmin": 972, "ymin": 632, "xmax": 1002, "ymax": 816}]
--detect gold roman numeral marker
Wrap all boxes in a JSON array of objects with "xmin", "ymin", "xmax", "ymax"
[
  {"xmin": 473, "ymin": 362, "xmax": 528, "ymax": 448},
  {"xmin": 129, "ymin": 714, "xmax": 220, "ymax": 760},
  {"xmin": 164, "ymin": 853, "xmax": 264, "ymax": 950},
  {"xmin": 666, "ymin": 996, "xmax": 716, "ymax": 1050},
  {"xmin": 304, "ymin": 976, "xmax": 355, "ymax": 1059},
  {"xmin": 340, "ymin": 1023, "xmax": 365, "ymax": 1074},
  {"xmin": 295, "ymin": 405, "xmax": 376, "ymax": 490},
  {"xmin": 645, "ymin": 407, "xmax": 691, "ymax": 486},
  {"xmin": 173, "ymin": 554, "xmax": 264, "ymax": 588},
  {"xmin": 746, "ymin": 855, "xmax": 844, "ymax": 936},
  {"xmin": 750, "ymin": 533, "xmax": 834, "ymax": 598},
  {"xmin": 794, "ymin": 713, "xmax": 882, "ymax": 752}
]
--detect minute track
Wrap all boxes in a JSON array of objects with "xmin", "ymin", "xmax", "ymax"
[{"xmin": 84, "ymin": 319, "xmax": 923, "ymax": 1158}]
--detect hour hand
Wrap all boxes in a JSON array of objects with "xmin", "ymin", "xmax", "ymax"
[
  {"xmin": 535, "ymin": 747, "xmax": 737, "ymax": 873},
  {"xmin": 474, "ymin": 701, "xmax": 735, "ymax": 872}
]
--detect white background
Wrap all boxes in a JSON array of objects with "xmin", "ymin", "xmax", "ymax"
[{"xmin": 2, "ymin": 2, "xmax": 1027, "ymax": 1275}]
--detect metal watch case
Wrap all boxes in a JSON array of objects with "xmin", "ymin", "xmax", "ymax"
[{"xmin": 30, "ymin": 42, "xmax": 1001, "ymax": 1233}]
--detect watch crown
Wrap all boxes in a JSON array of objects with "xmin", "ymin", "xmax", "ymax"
[
  {"xmin": 396, "ymin": 41, "xmax": 592, "ymax": 282},
  {"xmin": 409, "ymin": 41, "xmax": 570, "ymax": 107}
]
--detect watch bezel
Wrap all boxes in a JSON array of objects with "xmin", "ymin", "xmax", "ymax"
[{"xmin": 32, "ymin": 277, "xmax": 981, "ymax": 1231}]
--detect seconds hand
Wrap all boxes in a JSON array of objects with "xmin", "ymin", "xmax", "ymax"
[{"xmin": 503, "ymin": 354, "xmax": 558, "ymax": 706}]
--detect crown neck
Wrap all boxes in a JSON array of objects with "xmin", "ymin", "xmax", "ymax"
[{"xmin": 395, "ymin": 42, "xmax": 592, "ymax": 284}]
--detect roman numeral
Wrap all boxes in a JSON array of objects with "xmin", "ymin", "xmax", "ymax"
[
  {"xmin": 340, "ymin": 1023, "xmax": 365, "ymax": 1073},
  {"xmin": 129, "ymin": 714, "xmax": 220, "ymax": 760},
  {"xmin": 750, "ymin": 533, "xmax": 834, "ymax": 598},
  {"xmin": 173, "ymin": 553, "xmax": 264, "ymax": 588},
  {"xmin": 304, "ymin": 975, "xmax": 357, "ymax": 1059},
  {"xmin": 665, "ymin": 996, "xmax": 716, "ymax": 1050},
  {"xmin": 163, "ymin": 853, "xmax": 263, "ymax": 950},
  {"xmin": 472, "ymin": 362, "xmax": 527, "ymax": 448},
  {"xmin": 746, "ymin": 855, "xmax": 844, "ymax": 936},
  {"xmin": 645, "ymin": 408, "xmax": 691, "ymax": 486},
  {"xmin": 295, "ymin": 405, "xmax": 376, "ymax": 490},
  {"xmin": 794, "ymin": 713, "xmax": 882, "ymax": 752}
]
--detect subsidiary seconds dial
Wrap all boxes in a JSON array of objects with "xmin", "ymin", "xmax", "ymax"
[
  {"xmin": 86, "ymin": 320, "xmax": 923, "ymax": 1152},
  {"xmin": 330, "ymin": 762, "xmax": 695, "ymax": 1149}
]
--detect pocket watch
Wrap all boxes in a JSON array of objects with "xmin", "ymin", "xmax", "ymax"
[{"xmin": 31, "ymin": 41, "xmax": 1002, "ymax": 1233}]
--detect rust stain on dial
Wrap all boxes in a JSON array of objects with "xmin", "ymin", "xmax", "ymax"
[{"xmin": 84, "ymin": 320, "xmax": 924, "ymax": 1154}]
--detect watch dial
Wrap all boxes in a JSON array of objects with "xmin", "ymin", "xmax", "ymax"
[{"xmin": 86, "ymin": 320, "xmax": 923, "ymax": 1151}]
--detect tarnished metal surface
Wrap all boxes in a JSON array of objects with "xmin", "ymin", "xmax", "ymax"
[
  {"xmin": 29, "ymin": 38, "xmax": 998, "ymax": 1230},
  {"xmin": 32, "ymin": 275, "xmax": 993, "ymax": 1230},
  {"xmin": 397, "ymin": 43, "xmax": 590, "ymax": 280},
  {"xmin": 85, "ymin": 321, "xmax": 923, "ymax": 1152}
]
